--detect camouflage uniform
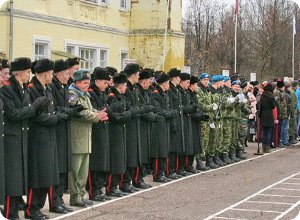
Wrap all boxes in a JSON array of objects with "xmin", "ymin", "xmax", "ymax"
[
  {"xmin": 237, "ymin": 94, "xmax": 251, "ymax": 151},
  {"xmin": 289, "ymin": 88, "xmax": 298, "ymax": 140},
  {"xmin": 208, "ymin": 85, "xmax": 222, "ymax": 157},
  {"xmin": 220, "ymin": 86, "xmax": 234, "ymax": 156},
  {"xmin": 196, "ymin": 83, "xmax": 213, "ymax": 158},
  {"xmin": 274, "ymin": 89, "xmax": 289, "ymax": 144}
]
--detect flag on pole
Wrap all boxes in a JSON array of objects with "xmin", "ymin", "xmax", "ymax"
[
  {"xmin": 293, "ymin": 16, "xmax": 296, "ymax": 35},
  {"xmin": 235, "ymin": 0, "xmax": 239, "ymax": 15}
]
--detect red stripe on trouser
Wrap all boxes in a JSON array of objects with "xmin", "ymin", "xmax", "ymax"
[
  {"xmin": 26, "ymin": 188, "xmax": 33, "ymax": 216},
  {"xmin": 134, "ymin": 167, "xmax": 140, "ymax": 184},
  {"xmin": 166, "ymin": 158, "xmax": 170, "ymax": 176},
  {"xmin": 176, "ymin": 155, "xmax": 179, "ymax": 173},
  {"xmin": 106, "ymin": 174, "xmax": 112, "ymax": 193},
  {"xmin": 185, "ymin": 156, "xmax": 189, "ymax": 168},
  {"xmin": 49, "ymin": 186, "xmax": 54, "ymax": 208},
  {"xmin": 119, "ymin": 174, "xmax": 123, "ymax": 189},
  {"xmin": 88, "ymin": 171, "xmax": 93, "ymax": 198},
  {"xmin": 5, "ymin": 196, "xmax": 10, "ymax": 219},
  {"xmin": 153, "ymin": 158, "xmax": 158, "ymax": 180}
]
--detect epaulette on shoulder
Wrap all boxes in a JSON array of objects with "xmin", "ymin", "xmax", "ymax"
[
  {"xmin": 153, "ymin": 90, "xmax": 159, "ymax": 94},
  {"xmin": 28, "ymin": 83, "xmax": 33, "ymax": 88},
  {"xmin": 88, "ymin": 88, "xmax": 94, "ymax": 93},
  {"xmin": 108, "ymin": 92, "xmax": 115, "ymax": 97}
]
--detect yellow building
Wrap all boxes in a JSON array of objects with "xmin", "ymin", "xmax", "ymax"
[{"xmin": 0, "ymin": 0, "xmax": 185, "ymax": 72}]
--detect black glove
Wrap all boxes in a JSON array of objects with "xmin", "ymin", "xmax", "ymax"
[
  {"xmin": 193, "ymin": 104, "xmax": 199, "ymax": 112},
  {"xmin": 57, "ymin": 113, "xmax": 69, "ymax": 122},
  {"xmin": 32, "ymin": 96, "xmax": 50, "ymax": 112},
  {"xmin": 155, "ymin": 115, "xmax": 165, "ymax": 123},
  {"xmin": 143, "ymin": 104, "xmax": 155, "ymax": 113},
  {"xmin": 65, "ymin": 105, "xmax": 85, "ymax": 118},
  {"xmin": 200, "ymin": 115, "xmax": 210, "ymax": 122},
  {"xmin": 130, "ymin": 106, "xmax": 140, "ymax": 118}
]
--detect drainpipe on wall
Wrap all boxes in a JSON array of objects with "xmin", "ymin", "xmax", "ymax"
[{"xmin": 9, "ymin": 0, "xmax": 13, "ymax": 61}]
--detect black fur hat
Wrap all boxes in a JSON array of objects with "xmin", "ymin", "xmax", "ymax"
[
  {"xmin": 34, "ymin": 59, "xmax": 55, "ymax": 74},
  {"xmin": 11, "ymin": 57, "xmax": 31, "ymax": 72},
  {"xmin": 113, "ymin": 73, "xmax": 127, "ymax": 84}
]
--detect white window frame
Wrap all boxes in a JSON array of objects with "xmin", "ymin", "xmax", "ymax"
[
  {"xmin": 120, "ymin": 0, "xmax": 129, "ymax": 12},
  {"xmin": 80, "ymin": 0, "xmax": 109, "ymax": 6},
  {"xmin": 120, "ymin": 50, "xmax": 129, "ymax": 71},
  {"xmin": 64, "ymin": 40, "xmax": 109, "ymax": 70},
  {"xmin": 32, "ymin": 35, "xmax": 52, "ymax": 61}
]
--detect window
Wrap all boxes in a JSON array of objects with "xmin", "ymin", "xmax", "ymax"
[
  {"xmin": 120, "ymin": 0, "xmax": 128, "ymax": 10},
  {"xmin": 34, "ymin": 42, "xmax": 49, "ymax": 60},
  {"xmin": 79, "ymin": 48, "xmax": 96, "ymax": 70},
  {"xmin": 65, "ymin": 42, "xmax": 109, "ymax": 70},
  {"xmin": 100, "ymin": 49, "xmax": 108, "ymax": 67},
  {"xmin": 84, "ymin": 0, "xmax": 109, "ymax": 5},
  {"xmin": 121, "ymin": 51, "xmax": 128, "ymax": 70}
]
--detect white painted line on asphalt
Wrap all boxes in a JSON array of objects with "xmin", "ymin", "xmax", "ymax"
[
  {"xmin": 258, "ymin": 194, "xmax": 300, "ymax": 198},
  {"xmin": 213, "ymin": 217, "xmax": 249, "ymax": 220},
  {"xmin": 204, "ymin": 171, "xmax": 300, "ymax": 220},
  {"xmin": 280, "ymin": 183, "xmax": 300, "ymax": 186},
  {"xmin": 52, "ymin": 148, "xmax": 285, "ymax": 220},
  {"xmin": 271, "ymin": 188, "xmax": 300, "ymax": 192},
  {"xmin": 274, "ymin": 199, "xmax": 300, "ymax": 219},
  {"xmin": 245, "ymin": 200, "xmax": 293, "ymax": 205},
  {"xmin": 230, "ymin": 208, "xmax": 282, "ymax": 214}
]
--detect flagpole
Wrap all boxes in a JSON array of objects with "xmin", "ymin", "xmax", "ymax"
[
  {"xmin": 293, "ymin": 16, "xmax": 296, "ymax": 79},
  {"xmin": 293, "ymin": 28, "xmax": 295, "ymax": 79},
  {"xmin": 234, "ymin": 0, "xmax": 238, "ymax": 73}
]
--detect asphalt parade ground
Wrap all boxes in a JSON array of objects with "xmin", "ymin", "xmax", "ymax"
[{"xmin": 5, "ymin": 143, "xmax": 300, "ymax": 220}]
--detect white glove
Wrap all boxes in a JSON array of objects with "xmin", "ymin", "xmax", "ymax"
[
  {"xmin": 242, "ymin": 99, "xmax": 248, "ymax": 104},
  {"xmin": 227, "ymin": 97, "xmax": 235, "ymax": 104},
  {"xmin": 237, "ymin": 93, "xmax": 245, "ymax": 103},
  {"xmin": 212, "ymin": 103, "xmax": 218, "ymax": 111}
]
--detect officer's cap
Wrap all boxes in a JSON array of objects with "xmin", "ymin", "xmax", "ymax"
[{"xmin": 73, "ymin": 69, "xmax": 91, "ymax": 82}]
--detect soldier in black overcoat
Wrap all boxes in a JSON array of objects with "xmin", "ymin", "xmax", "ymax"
[
  {"xmin": 106, "ymin": 73, "xmax": 133, "ymax": 197},
  {"xmin": 48, "ymin": 59, "xmax": 82, "ymax": 214},
  {"xmin": 26, "ymin": 59, "xmax": 69, "ymax": 219},
  {"xmin": 135, "ymin": 70, "xmax": 158, "ymax": 188},
  {"xmin": 178, "ymin": 73, "xmax": 197, "ymax": 174},
  {"xmin": 188, "ymin": 76, "xmax": 205, "ymax": 170},
  {"xmin": 86, "ymin": 68, "xmax": 111, "ymax": 201},
  {"xmin": 1, "ymin": 58, "xmax": 49, "ymax": 219},
  {"xmin": 150, "ymin": 73, "xmax": 177, "ymax": 183},
  {"xmin": 167, "ymin": 68, "xmax": 190, "ymax": 178},
  {"xmin": 121, "ymin": 63, "xmax": 143, "ymax": 193}
]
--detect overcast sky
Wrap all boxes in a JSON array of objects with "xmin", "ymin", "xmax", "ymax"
[{"xmin": 182, "ymin": 0, "xmax": 237, "ymax": 16}]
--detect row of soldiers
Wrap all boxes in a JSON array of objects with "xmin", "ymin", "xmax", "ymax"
[{"xmin": 0, "ymin": 56, "xmax": 251, "ymax": 220}]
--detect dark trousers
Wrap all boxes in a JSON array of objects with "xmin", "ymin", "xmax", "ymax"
[
  {"xmin": 26, "ymin": 188, "xmax": 48, "ymax": 216},
  {"xmin": 48, "ymin": 173, "xmax": 67, "ymax": 208},
  {"xmin": 152, "ymin": 157, "xmax": 167, "ymax": 180},
  {"xmin": 262, "ymin": 126, "xmax": 274, "ymax": 145},
  {"xmin": 87, "ymin": 171, "xmax": 107, "ymax": 198},
  {"xmin": 187, "ymin": 155, "xmax": 194, "ymax": 167},
  {"xmin": 3, "ymin": 196, "xmax": 20, "ymax": 219},
  {"xmin": 168, "ymin": 152, "xmax": 177, "ymax": 174},
  {"xmin": 176, "ymin": 155, "xmax": 185, "ymax": 173}
]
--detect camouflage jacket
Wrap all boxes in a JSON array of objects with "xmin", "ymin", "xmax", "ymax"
[
  {"xmin": 274, "ymin": 89, "xmax": 288, "ymax": 119},
  {"xmin": 290, "ymin": 89, "xmax": 298, "ymax": 118},
  {"xmin": 196, "ymin": 83, "xmax": 213, "ymax": 122}
]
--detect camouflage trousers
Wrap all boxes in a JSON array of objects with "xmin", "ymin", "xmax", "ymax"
[
  {"xmin": 289, "ymin": 116, "xmax": 297, "ymax": 139},
  {"xmin": 198, "ymin": 121, "xmax": 210, "ymax": 158},
  {"xmin": 237, "ymin": 118, "xmax": 248, "ymax": 150},
  {"xmin": 232, "ymin": 119, "xmax": 238, "ymax": 149},
  {"xmin": 208, "ymin": 119, "xmax": 221, "ymax": 157},
  {"xmin": 221, "ymin": 118, "xmax": 232, "ymax": 155}
]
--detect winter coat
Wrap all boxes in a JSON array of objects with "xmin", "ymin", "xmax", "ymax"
[
  {"xmin": 260, "ymin": 90, "xmax": 276, "ymax": 127},
  {"xmin": 1, "ymin": 76, "xmax": 36, "ymax": 196},
  {"xmin": 68, "ymin": 83, "xmax": 99, "ymax": 154}
]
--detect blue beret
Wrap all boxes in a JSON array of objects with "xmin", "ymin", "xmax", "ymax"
[
  {"xmin": 199, "ymin": 73, "xmax": 210, "ymax": 79},
  {"xmin": 219, "ymin": 75, "xmax": 225, "ymax": 81},
  {"xmin": 232, "ymin": 80, "xmax": 241, "ymax": 85},
  {"xmin": 212, "ymin": 75, "xmax": 223, "ymax": 83},
  {"xmin": 224, "ymin": 76, "xmax": 230, "ymax": 82}
]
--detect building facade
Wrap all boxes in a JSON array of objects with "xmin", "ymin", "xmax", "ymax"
[{"xmin": 0, "ymin": 0, "xmax": 185, "ymax": 71}]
